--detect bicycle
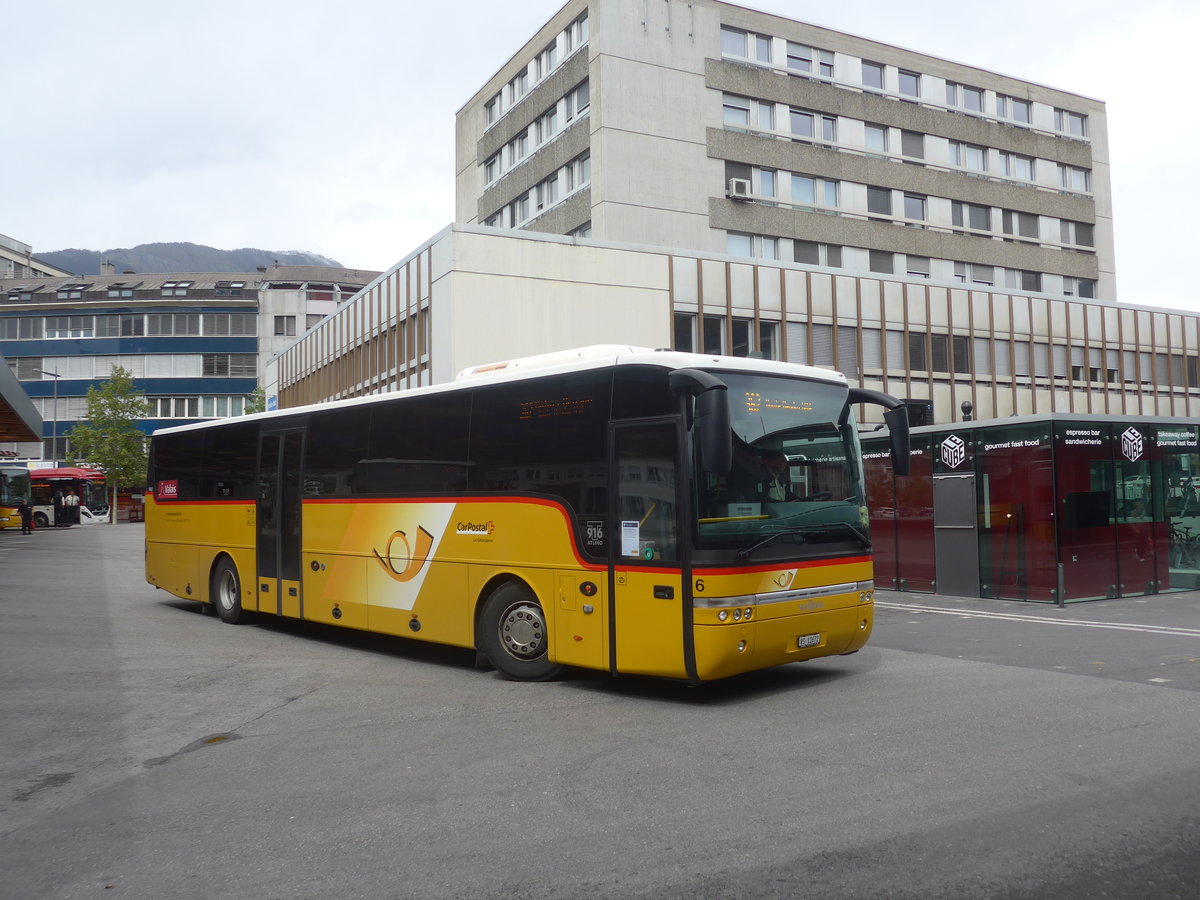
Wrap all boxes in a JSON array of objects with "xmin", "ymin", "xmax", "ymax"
[{"xmin": 1169, "ymin": 524, "xmax": 1200, "ymax": 569}]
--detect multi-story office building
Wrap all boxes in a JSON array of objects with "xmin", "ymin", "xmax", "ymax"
[
  {"xmin": 1, "ymin": 233, "xmax": 70, "ymax": 280},
  {"xmin": 0, "ymin": 265, "xmax": 377, "ymax": 460},
  {"xmin": 273, "ymin": 226, "xmax": 1198, "ymax": 426},
  {"xmin": 456, "ymin": 0, "xmax": 1113, "ymax": 302}
]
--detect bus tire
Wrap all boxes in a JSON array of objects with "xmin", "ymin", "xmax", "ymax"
[
  {"xmin": 34, "ymin": 511, "xmax": 49, "ymax": 529},
  {"xmin": 479, "ymin": 582, "xmax": 562, "ymax": 682},
  {"xmin": 212, "ymin": 557, "xmax": 251, "ymax": 625}
]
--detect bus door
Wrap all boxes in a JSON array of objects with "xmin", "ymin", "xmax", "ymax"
[
  {"xmin": 257, "ymin": 429, "xmax": 305, "ymax": 618},
  {"xmin": 609, "ymin": 420, "xmax": 688, "ymax": 678}
]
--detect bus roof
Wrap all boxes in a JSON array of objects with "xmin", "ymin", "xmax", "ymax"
[
  {"xmin": 29, "ymin": 467, "xmax": 105, "ymax": 481},
  {"xmin": 152, "ymin": 346, "xmax": 849, "ymax": 438}
]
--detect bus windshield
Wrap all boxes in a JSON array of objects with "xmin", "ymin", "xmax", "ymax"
[
  {"xmin": 1, "ymin": 467, "xmax": 30, "ymax": 506},
  {"xmin": 695, "ymin": 373, "xmax": 866, "ymax": 557}
]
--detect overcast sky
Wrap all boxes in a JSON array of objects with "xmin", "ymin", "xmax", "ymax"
[{"xmin": 6, "ymin": 0, "xmax": 1196, "ymax": 311}]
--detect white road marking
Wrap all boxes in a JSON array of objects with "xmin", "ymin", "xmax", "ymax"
[{"xmin": 876, "ymin": 601, "xmax": 1200, "ymax": 638}]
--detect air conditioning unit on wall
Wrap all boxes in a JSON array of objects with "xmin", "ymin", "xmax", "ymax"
[{"xmin": 726, "ymin": 178, "xmax": 751, "ymax": 199}]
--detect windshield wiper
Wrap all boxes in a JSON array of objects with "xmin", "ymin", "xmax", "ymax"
[
  {"xmin": 737, "ymin": 529, "xmax": 806, "ymax": 559},
  {"xmin": 737, "ymin": 522, "xmax": 869, "ymax": 559}
]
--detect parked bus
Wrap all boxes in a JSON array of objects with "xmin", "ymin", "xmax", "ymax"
[
  {"xmin": 145, "ymin": 346, "xmax": 910, "ymax": 682},
  {"xmin": 30, "ymin": 467, "xmax": 107, "ymax": 527},
  {"xmin": 1, "ymin": 466, "xmax": 31, "ymax": 530}
]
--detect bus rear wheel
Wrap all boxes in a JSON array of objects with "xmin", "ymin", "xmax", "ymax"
[
  {"xmin": 479, "ymin": 582, "xmax": 562, "ymax": 682},
  {"xmin": 212, "ymin": 558, "xmax": 250, "ymax": 625}
]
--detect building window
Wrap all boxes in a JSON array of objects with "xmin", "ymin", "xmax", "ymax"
[
  {"xmin": 952, "ymin": 201, "xmax": 991, "ymax": 232},
  {"xmin": 1058, "ymin": 164, "xmax": 1090, "ymax": 193},
  {"xmin": 900, "ymin": 130, "xmax": 925, "ymax": 161},
  {"xmin": 791, "ymin": 174, "xmax": 838, "ymax": 212},
  {"xmin": 1002, "ymin": 210, "xmax": 1040, "ymax": 240},
  {"xmin": 1001, "ymin": 152, "xmax": 1035, "ymax": 182},
  {"xmin": 725, "ymin": 232, "xmax": 776, "ymax": 260},
  {"xmin": 160, "ymin": 280, "xmax": 192, "ymax": 297},
  {"xmin": 203, "ymin": 354, "xmax": 258, "ymax": 377},
  {"xmin": 723, "ymin": 94, "xmax": 751, "ymax": 126},
  {"xmin": 274, "ymin": 315, "xmax": 297, "ymax": 337},
  {"xmin": 864, "ymin": 123, "xmax": 888, "ymax": 157},
  {"xmin": 721, "ymin": 27, "xmax": 769, "ymax": 62},
  {"xmin": 898, "ymin": 70, "xmax": 920, "ymax": 98},
  {"xmin": 869, "ymin": 250, "xmax": 894, "ymax": 274},
  {"xmin": 106, "ymin": 285, "xmax": 134, "ymax": 298},
  {"xmin": 787, "ymin": 42, "xmax": 833, "ymax": 77},
  {"xmin": 862, "ymin": 61, "xmax": 884, "ymax": 89},
  {"xmin": 946, "ymin": 81, "xmax": 983, "ymax": 112},
  {"xmin": 789, "ymin": 108, "xmax": 834, "ymax": 141},
  {"xmin": 203, "ymin": 313, "xmax": 257, "ymax": 336},
  {"xmin": 674, "ymin": 313, "xmax": 696, "ymax": 353},
  {"xmin": 954, "ymin": 262, "xmax": 995, "ymax": 286},
  {"xmin": 1005, "ymin": 269, "xmax": 1043, "ymax": 293},
  {"xmin": 906, "ymin": 255, "xmax": 931, "ymax": 278},
  {"xmin": 564, "ymin": 80, "xmax": 590, "ymax": 120},
  {"xmin": 793, "ymin": 241, "xmax": 841, "ymax": 267},
  {"xmin": 46, "ymin": 315, "xmax": 94, "ymax": 338},
  {"xmin": 214, "ymin": 281, "xmax": 245, "ymax": 297},
  {"xmin": 903, "ymin": 193, "xmax": 927, "ymax": 223},
  {"xmin": 1060, "ymin": 220, "xmax": 1095, "ymax": 248},
  {"xmin": 867, "ymin": 185, "xmax": 892, "ymax": 217},
  {"xmin": 997, "ymin": 95, "xmax": 1031, "ymax": 124},
  {"xmin": 1063, "ymin": 277, "xmax": 1096, "ymax": 299},
  {"xmin": 1055, "ymin": 108, "xmax": 1088, "ymax": 137},
  {"xmin": 908, "ymin": 333, "xmax": 927, "ymax": 371},
  {"xmin": 56, "ymin": 283, "xmax": 88, "ymax": 300},
  {"xmin": 703, "ymin": 316, "xmax": 724, "ymax": 354},
  {"xmin": 950, "ymin": 141, "xmax": 987, "ymax": 172}
]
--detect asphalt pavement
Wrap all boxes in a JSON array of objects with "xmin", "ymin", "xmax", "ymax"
[{"xmin": 3, "ymin": 524, "xmax": 1200, "ymax": 900}]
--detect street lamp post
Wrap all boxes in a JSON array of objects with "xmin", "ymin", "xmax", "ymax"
[{"xmin": 33, "ymin": 368, "xmax": 61, "ymax": 464}]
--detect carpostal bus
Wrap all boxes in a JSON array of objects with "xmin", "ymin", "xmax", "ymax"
[
  {"xmin": 1, "ymin": 466, "xmax": 31, "ymax": 530},
  {"xmin": 145, "ymin": 346, "xmax": 910, "ymax": 683}
]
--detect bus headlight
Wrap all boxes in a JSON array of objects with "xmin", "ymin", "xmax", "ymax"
[
  {"xmin": 718, "ymin": 610, "xmax": 729, "ymax": 622},
  {"xmin": 733, "ymin": 608, "xmax": 742, "ymax": 621}
]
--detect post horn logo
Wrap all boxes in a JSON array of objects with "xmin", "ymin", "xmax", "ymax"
[{"xmin": 373, "ymin": 527, "xmax": 434, "ymax": 582}]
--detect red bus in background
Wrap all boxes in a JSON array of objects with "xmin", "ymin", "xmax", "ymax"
[{"xmin": 29, "ymin": 467, "xmax": 108, "ymax": 527}]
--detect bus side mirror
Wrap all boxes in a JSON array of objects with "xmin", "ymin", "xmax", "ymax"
[
  {"xmin": 849, "ymin": 387, "xmax": 911, "ymax": 477},
  {"xmin": 882, "ymin": 405, "xmax": 911, "ymax": 477},
  {"xmin": 695, "ymin": 387, "xmax": 732, "ymax": 475},
  {"xmin": 670, "ymin": 368, "xmax": 732, "ymax": 475}
]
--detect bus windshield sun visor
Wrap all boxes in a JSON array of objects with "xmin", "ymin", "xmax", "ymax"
[{"xmin": 669, "ymin": 369, "xmax": 732, "ymax": 475}]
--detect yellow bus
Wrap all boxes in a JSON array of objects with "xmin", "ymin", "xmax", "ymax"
[
  {"xmin": 145, "ymin": 346, "xmax": 910, "ymax": 682},
  {"xmin": 1, "ymin": 466, "xmax": 31, "ymax": 530}
]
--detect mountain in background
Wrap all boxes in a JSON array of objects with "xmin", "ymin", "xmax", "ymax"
[{"xmin": 41, "ymin": 242, "xmax": 343, "ymax": 276}]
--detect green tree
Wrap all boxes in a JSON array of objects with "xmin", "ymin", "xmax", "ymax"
[
  {"xmin": 245, "ymin": 385, "xmax": 267, "ymax": 415},
  {"xmin": 67, "ymin": 367, "xmax": 150, "ymax": 523}
]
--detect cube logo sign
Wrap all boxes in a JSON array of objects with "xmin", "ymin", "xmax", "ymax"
[
  {"xmin": 1121, "ymin": 427, "xmax": 1144, "ymax": 462},
  {"xmin": 941, "ymin": 434, "xmax": 967, "ymax": 469}
]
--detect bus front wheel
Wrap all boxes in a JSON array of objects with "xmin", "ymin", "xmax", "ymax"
[
  {"xmin": 212, "ymin": 558, "xmax": 251, "ymax": 625},
  {"xmin": 479, "ymin": 582, "xmax": 562, "ymax": 682}
]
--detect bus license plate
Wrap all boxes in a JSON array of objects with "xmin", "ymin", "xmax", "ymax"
[{"xmin": 797, "ymin": 634, "xmax": 821, "ymax": 649}]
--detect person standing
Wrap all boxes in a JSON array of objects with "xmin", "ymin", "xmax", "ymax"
[
  {"xmin": 63, "ymin": 489, "xmax": 80, "ymax": 526},
  {"xmin": 52, "ymin": 489, "xmax": 64, "ymax": 527},
  {"xmin": 17, "ymin": 498, "xmax": 33, "ymax": 534}
]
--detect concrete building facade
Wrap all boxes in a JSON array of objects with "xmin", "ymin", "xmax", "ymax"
[
  {"xmin": 456, "ymin": 0, "xmax": 1112, "ymax": 302},
  {"xmin": 273, "ymin": 227, "xmax": 1198, "ymax": 425}
]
